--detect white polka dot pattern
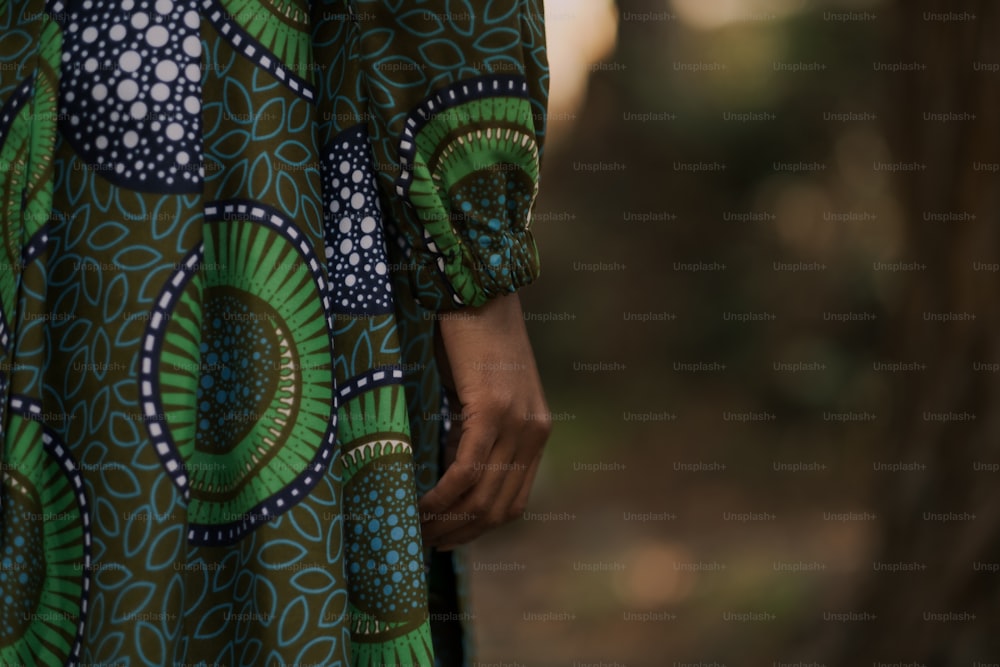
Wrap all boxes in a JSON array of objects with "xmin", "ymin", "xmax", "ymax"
[
  {"xmin": 322, "ymin": 125, "xmax": 394, "ymax": 315},
  {"xmin": 56, "ymin": 0, "xmax": 203, "ymax": 192}
]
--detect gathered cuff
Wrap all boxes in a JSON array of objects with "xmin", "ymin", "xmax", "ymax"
[
  {"xmin": 390, "ymin": 75, "xmax": 544, "ymax": 310},
  {"xmin": 406, "ymin": 223, "xmax": 540, "ymax": 310}
]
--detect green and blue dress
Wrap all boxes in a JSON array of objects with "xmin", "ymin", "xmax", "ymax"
[{"xmin": 0, "ymin": 1, "xmax": 547, "ymax": 665}]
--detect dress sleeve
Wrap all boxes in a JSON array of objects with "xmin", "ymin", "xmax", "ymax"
[{"xmin": 354, "ymin": 0, "xmax": 549, "ymax": 310}]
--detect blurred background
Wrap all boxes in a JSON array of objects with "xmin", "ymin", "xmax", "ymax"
[{"xmin": 465, "ymin": 0, "xmax": 1000, "ymax": 665}]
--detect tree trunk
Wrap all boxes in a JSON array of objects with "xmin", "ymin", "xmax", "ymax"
[{"xmin": 829, "ymin": 1, "xmax": 1000, "ymax": 663}]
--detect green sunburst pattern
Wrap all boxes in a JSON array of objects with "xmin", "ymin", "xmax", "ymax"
[
  {"xmin": 153, "ymin": 215, "xmax": 334, "ymax": 529},
  {"xmin": 220, "ymin": 0, "xmax": 313, "ymax": 81},
  {"xmin": 0, "ymin": 413, "xmax": 87, "ymax": 666}
]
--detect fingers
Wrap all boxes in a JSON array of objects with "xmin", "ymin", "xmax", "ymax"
[
  {"xmin": 511, "ymin": 448, "xmax": 546, "ymax": 519},
  {"xmin": 420, "ymin": 406, "xmax": 550, "ymax": 550},
  {"xmin": 428, "ymin": 435, "xmax": 525, "ymax": 550},
  {"xmin": 418, "ymin": 416, "xmax": 496, "ymax": 540}
]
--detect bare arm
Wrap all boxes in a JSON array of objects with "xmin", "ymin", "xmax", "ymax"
[{"xmin": 419, "ymin": 292, "xmax": 552, "ymax": 551}]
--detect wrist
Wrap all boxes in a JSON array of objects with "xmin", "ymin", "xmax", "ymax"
[{"xmin": 439, "ymin": 292, "xmax": 524, "ymax": 338}]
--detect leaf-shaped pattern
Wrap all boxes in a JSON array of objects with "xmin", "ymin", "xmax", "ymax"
[
  {"xmin": 419, "ymin": 39, "xmax": 466, "ymax": 70},
  {"xmin": 0, "ymin": 1, "xmax": 547, "ymax": 663},
  {"xmin": 193, "ymin": 602, "xmax": 234, "ymax": 639},
  {"xmin": 111, "ymin": 582, "xmax": 157, "ymax": 623},
  {"xmin": 87, "ymin": 221, "xmax": 130, "ymax": 251},
  {"xmin": 112, "ymin": 245, "xmax": 163, "ymax": 271},
  {"xmin": 136, "ymin": 622, "xmax": 167, "ymax": 666},
  {"xmin": 257, "ymin": 538, "xmax": 309, "ymax": 570},
  {"xmin": 290, "ymin": 567, "xmax": 338, "ymax": 595},
  {"xmin": 278, "ymin": 597, "xmax": 309, "ymax": 646},
  {"xmin": 397, "ymin": 9, "xmax": 445, "ymax": 37},
  {"xmin": 474, "ymin": 27, "xmax": 521, "ymax": 54}
]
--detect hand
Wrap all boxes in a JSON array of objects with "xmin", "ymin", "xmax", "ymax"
[{"xmin": 419, "ymin": 292, "xmax": 552, "ymax": 551}]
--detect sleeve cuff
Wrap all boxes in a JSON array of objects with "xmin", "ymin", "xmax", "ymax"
[
  {"xmin": 406, "ymin": 224, "xmax": 540, "ymax": 310},
  {"xmin": 390, "ymin": 74, "xmax": 544, "ymax": 310}
]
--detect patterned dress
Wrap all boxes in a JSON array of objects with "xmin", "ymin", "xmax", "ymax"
[{"xmin": 0, "ymin": 1, "xmax": 547, "ymax": 665}]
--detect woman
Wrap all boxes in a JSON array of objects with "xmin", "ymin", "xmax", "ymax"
[{"xmin": 0, "ymin": 1, "xmax": 550, "ymax": 665}]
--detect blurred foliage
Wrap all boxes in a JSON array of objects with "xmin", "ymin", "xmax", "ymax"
[{"xmin": 473, "ymin": 1, "xmax": 998, "ymax": 665}]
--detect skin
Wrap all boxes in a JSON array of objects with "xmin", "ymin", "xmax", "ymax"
[{"xmin": 419, "ymin": 291, "xmax": 552, "ymax": 551}]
